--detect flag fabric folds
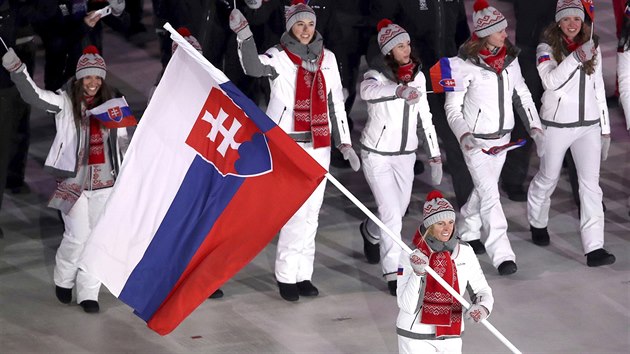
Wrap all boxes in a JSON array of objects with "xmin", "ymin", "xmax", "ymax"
[
  {"xmin": 87, "ymin": 97, "xmax": 138, "ymax": 128},
  {"xmin": 429, "ymin": 57, "xmax": 465, "ymax": 94},
  {"xmin": 581, "ymin": 0, "xmax": 594, "ymax": 22},
  {"xmin": 78, "ymin": 30, "xmax": 327, "ymax": 335}
]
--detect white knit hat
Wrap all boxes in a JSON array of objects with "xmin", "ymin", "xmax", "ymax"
[
  {"xmin": 75, "ymin": 45, "xmax": 106, "ymax": 80},
  {"xmin": 472, "ymin": 0, "xmax": 508, "ymax": 38},
  {"xmin": 422, "ymin": 190, "xmax": 456, "ymax": 229},
  {"xmin": 376, "ymin": 19, "xmax": 410, "ymax": 55},
  {"xmin": 285, "ymin": 0, "xmax": 316, "ymax": 32},
  {"xmin": 555, "ymin": 0, "xmax": 585, "ymax": 22}
]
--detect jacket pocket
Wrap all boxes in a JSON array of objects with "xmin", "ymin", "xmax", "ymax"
[
  {"xmin": 374, "ymin": 125, "xmax": 386, "ymax": 149},
  {"xmin": 472, "ymin": 108, "xmax": 482, "ymax": 133},
  {"xmin": 53, "ymin": 143, "xmax": 63, "ymax": 165},
  {"xmin": 551, "ymin": 98, "xmax": 562, "ymax": 121}
]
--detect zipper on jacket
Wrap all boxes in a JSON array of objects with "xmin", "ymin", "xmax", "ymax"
[
  {"xmin": 552, "ymin": 98, "xmax": 562, "ymax": 121},
  {"xmin": 374, "ymin": 126, "xmax": 386, "ymax": 149},
  {"xmin": 472, "ymin": 109, "xmax": 481, "ymax": 133},
  {"xmin": 53, "ymin": 143, "xmax": 63, "ymax": 164},
  {"xmin": 278, "ymin": 106, "xmax": 287, "ymax": 125},
  {"xmin": 527, "ymin": 108, "xmax": 534, "ymax": 123}
]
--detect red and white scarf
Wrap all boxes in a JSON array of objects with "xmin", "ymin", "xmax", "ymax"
[
  {"xmin": 85, "ymin": 95, "xmax": 105, "ymax": 165},
  {"xmin": 479, "ymin": 45, "xmax": 507, "ymax": 73},
  {"xmin": 397, "ymin": 62, "xmax": 416, "ymax": 83},
  {"xmin": 413, "ymin": 230, "xmax": 462, "ymax": 338},
  {"xmin": 282, "ymin": 45, "xmax": 331, "ymax": 149}
]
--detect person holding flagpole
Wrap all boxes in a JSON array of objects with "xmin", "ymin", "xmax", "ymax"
[
  {"xmin": 358, "ymin": 19, "xmax": 442, "ymax": 296},
  {"xmin": 527, "ymin": 0, "xmax": 615, "ymax": 267},
  {"xmin": 396, "ymin": 190, "xmax": 493, "ymax": 353},
  {"xmin": 229, "ymin": 0, "xmax": 359, "ymax": 301},
  {"xmin": 444, "ymin": 0, "xmax": 545, "ymax": 275},
  {"xmin": 2, "ymin": 45, "xmax": 131, "ymax": 313}
]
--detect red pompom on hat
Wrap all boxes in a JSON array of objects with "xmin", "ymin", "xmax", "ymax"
[
  {"xmin": 473, "ymin": 0, "xmax": 490, "ymax": 12},
  {"xmin": 76, "ymin": 45, "xmax": 106, "ymax": 80},
  {"xmin": 172, "ymin": 27, "xmax": 203, "ymax": 54},
  {"xmin": 177, "ymin": 27, "xmax": 192, "ymax": 37},
  {"xmin": 376, "ymin": 18, "xmax": 410, "ymax": 55},
  {"xmin": 377, "ymin": 19, "xmax": 393, "ymax": 33},
  {"xmin": 472, "ymin": 0, "xmax": 507, "ymax": 38},
  {"xmin": 422, "ymin": 190, "xmax": 456, "ymax": 229}
]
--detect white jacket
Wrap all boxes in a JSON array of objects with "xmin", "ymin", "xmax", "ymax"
[
  {"xmin": 618, "ymin": 50, "xmax": 630, "ymax": 130},
  {"xmin": 10, "ymin": 66, "xmax": 127, "ymax": 178},
  {"xmin": 396, "ymin": 242, "xmax": 494, "ymax": 339},
  {"xmin": 237, "ymin": 34, "xmax": 351, "ymax": 148},
  {"xmin": 536, "ymin": 43, "xmax": 610, "ymax": 134},
  {"xmin": 359, "ymin": 68, "xmax": 440, "ymax": 157},
  {"xmin": 444, "ymin": 48, "xmax": 542, "ymax": 141}
]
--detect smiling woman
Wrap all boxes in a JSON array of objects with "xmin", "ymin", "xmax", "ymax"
[{"xmin": 229, "ymin": 0, "xmax": 359, "ymax": 302}]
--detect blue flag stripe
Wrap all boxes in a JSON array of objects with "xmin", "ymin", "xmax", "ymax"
[{"xmin": 119, "ymin": 156, "xmax": 244, "ymax": 321}]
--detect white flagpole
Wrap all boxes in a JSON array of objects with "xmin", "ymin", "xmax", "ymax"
[{"xmin": 325, "ymin": 172, "xmax": 522, "ymax": 354}]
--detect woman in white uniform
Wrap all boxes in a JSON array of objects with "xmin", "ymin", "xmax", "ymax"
[
  {"xmin": 396, "ymin": 190, "xmax": 493, "ymax": 354},
  {"xmin": 527, "ymin": 0, "xmax": 615, "ymax": 267},
  {"xmin": 229, "ymin": 0, "xmax": 360, "ymax": 301},
  {"xmin": 358, "ymin": 19, "xmax": 442, "ymax": 296},
  {"xmin": 444, "ymin": 0, "xmax": 544, "ymax": 275}
]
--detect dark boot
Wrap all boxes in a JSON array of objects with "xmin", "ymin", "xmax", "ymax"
[
  {"xmin": 296, "ymin": 280, "xmax": 319, "ymax": 297},
  {"xmin": 80, "ymin": 300, "xmax": 100, "ymax": 313},
  {"xmin": 55, "ymin": 286, "xmax": 72, "ymax": 304},
  {"xmin": 387, "ymin": 280, "xmax": 397, "ymax": 296},
  {"xmin": 467, "ymin": 240, "xmax": 486, "ymax": 255},
  {"xmin": 530, "ymin": 225, "xmax": 550, "ymax": 246},
  {"xmin": 208, "ymin": 288, "xmax": 224, "ymax": 299},
  {"xmin": 277, "ymin": 282, "xmax": 299, "ymax": 302},
  {"xmin": 586, "ymin": 249, "xmax": 616, "ymax": 267},
  {"xmin": 360, "ymin": 220, "xmax": 380, "ymax": 264},
  {"xmin": 498, "ymin": 260, "xmax": 517, "ymax": 275}
]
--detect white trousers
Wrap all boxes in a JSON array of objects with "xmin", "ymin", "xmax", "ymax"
[
  {"xmin": 361, "ymin": 151, "xmax": 415, "ymax": 278},
  {"xmin": 527, "ymin": 125, "xmax": 604, "ymax": 253},
  {"xmin": 275, "ymin": 144, "xmax": 330, "ymax": 283},
  {"xmin": 459, "ymin": 135, "xmax": 515, "ymax": 268},
  {"xmin": 398, "ymin": 336, "xmax": 462, "ymax": 354},
  {"xmin": 54, "ymin": 188, "xmax": 111, "ymax": 302}
]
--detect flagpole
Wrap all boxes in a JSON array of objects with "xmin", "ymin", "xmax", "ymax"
[{"xmin": 324, "ymin": 172, "xmax": 522, "ymax": 354}]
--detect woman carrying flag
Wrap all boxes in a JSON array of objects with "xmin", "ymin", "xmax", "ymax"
[
  {"xmin": 229, "ymin": 0, "xmax": 359, "ymax": 301},
  {"xmin": 396, "ymin": 190, "xmax": 493, "ymax": 353},
  {"xmin": 2, "ymin": 45, "xmax": 131, "ymax": 313},
  {"xmin": 527, "ymin": 0, "xmax": 615, "ymax": 267},
  {"xmin": 444, "ymin": 0, "xmax": 544, "ymax": 275}
]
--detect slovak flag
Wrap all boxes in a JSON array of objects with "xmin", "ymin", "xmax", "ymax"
[
  {"xmin": 78, "ymin": 24, "xmax": 327, "ymax": 335},
  {"xmin": 581, "ymin": 0, "xmax": 595, "ymax": 22},
  {"xmin": 429, "ymin": 57, "xmax": 465, "ymax": 93},
  {"xmin": 87, "ymin": 97, "xmax": 138, "ymax": 128}
]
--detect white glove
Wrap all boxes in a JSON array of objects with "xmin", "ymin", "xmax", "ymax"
[
  {"xmin": 395, "ymin": 85, "xmax": 421, "ymax": 105},
  {"xmin": 429, "ymin": 157, "xmax": 442, "ymax": 186},
  {"xmin": 601, "ymin": 135, "xmax": 611, "ymax": 161},
  {"xmin": 460, "ymin": 133, "xmax": 481, "ymax": 151},
  {"xmin": 465, "ymin": 304, "xmax": 489, "ymax": 323},
  {"xmin": 573, "ymin": 39, "xmax": 597, "ymax": 63},
  {"xmin": 410, "ymin": 249, "xmax": 429, "ymax": 276},
  {"xmin": 229, "ymin": 9, "xmax": 253, "ymax": 40},
  {"xmin": 244, "ymin": 0, "xmax": 262, "ymax": 9},
  {"xmin": 2, "ymin": 48, "xmax": 23, "ymax": 72},
  {"xmin": 531, "ymin": 128, "xmax": 546, "ymax": 158},
  {"xmin": 108, "ymin": 0, "xmax": 125, "ymax": 17},
  {"xmin": 340, "ymin": 144, "xmax": 360, "ymax": 172}
]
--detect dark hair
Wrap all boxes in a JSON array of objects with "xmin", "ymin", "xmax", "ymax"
[
  {"xmin": 542, "ymin": 21, "xmax": 598, "ymax": 75},
  {"xmin": 384, "ymin": 52, "xmax": 421, "ymax": 84},
  {"xmin": 460, "ymin": 35, "xmax": 519, "ymax": 64},
  {"xmin": 70, "ymin": 77, "xmax": 115, "ymax": 123}
]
